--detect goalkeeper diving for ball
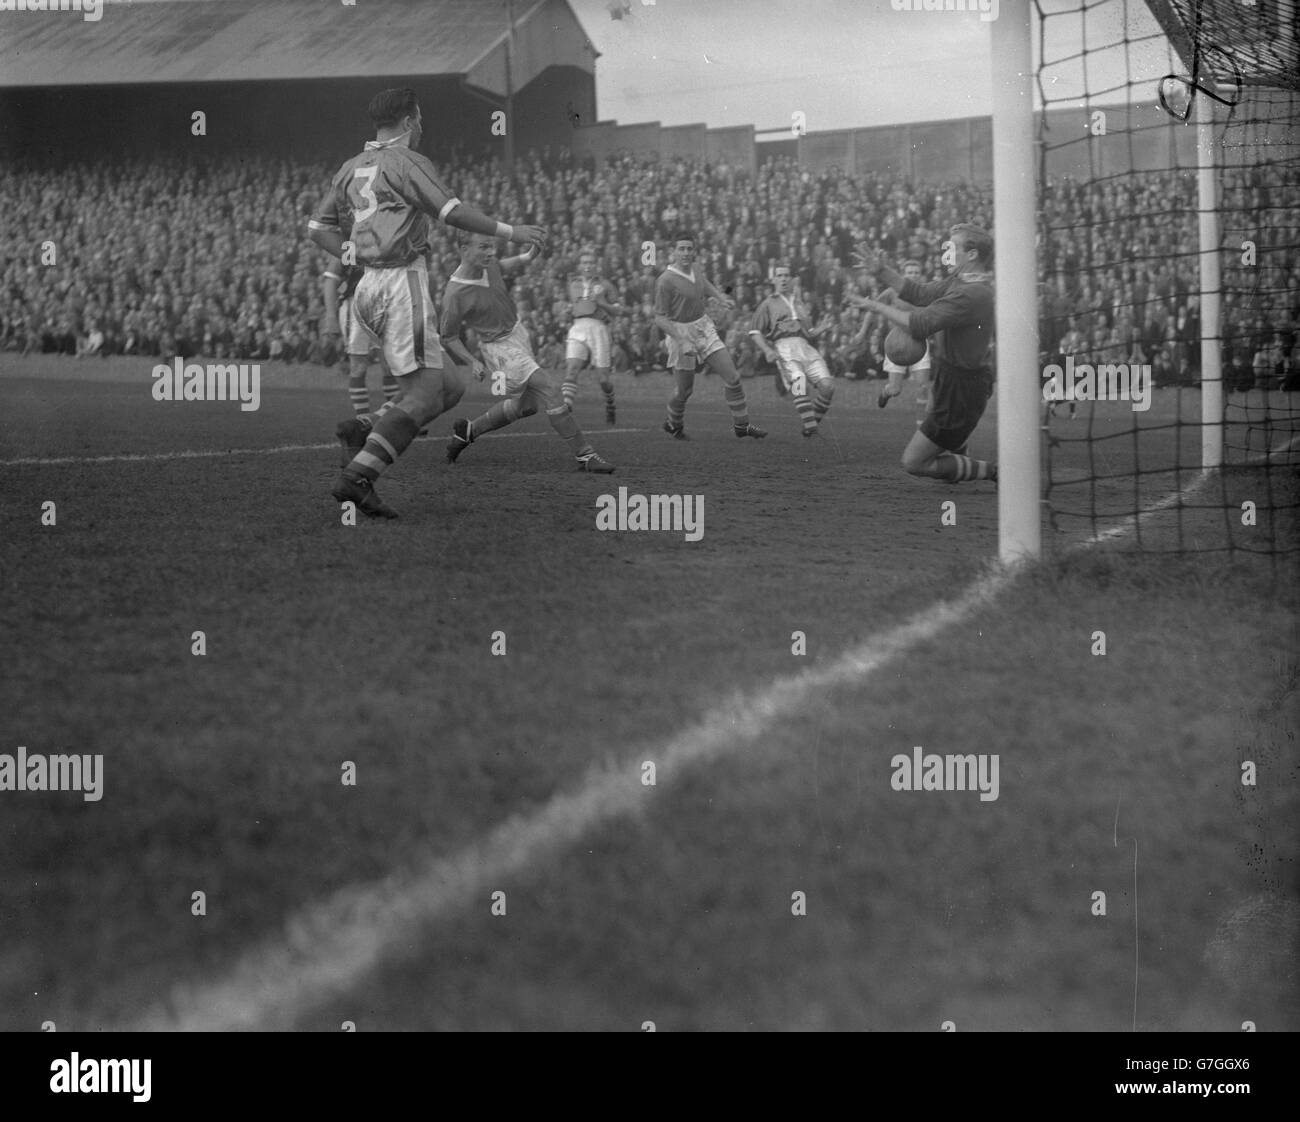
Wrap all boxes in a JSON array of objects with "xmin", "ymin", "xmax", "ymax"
[{"xmin": 848, "ymin": 224, "xmax": 998, "ymax": 484}]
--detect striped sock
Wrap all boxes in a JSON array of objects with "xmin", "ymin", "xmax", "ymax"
[
  {"xmin": 561, "ymin": 381, "xmax": 578, "ymax": 408},
  {"xmin": 812, "ymin": 382, "xmax": 834, "ymax": 420},
  {"xmin": 345, "ymin": 410, "xmax": 420, "ymax": 482},
  {"xmin": 944, "ymin": 453, "xmax": 993, "ymax": 482},
  {"xmin": 600, "ymin": 380, "xmax": 615, "ymax": 408},
  {"xmin": 473, "ymin": 397, "xmax": 521, "ymax": 436},
  {"xmin": 547, "ymin": 404, "xmax": 593, "ymax": 459},
  {"xmin": 793, "ymin": 394, "xmax": 817, "ymax": 432},
  {"xmin": 666, "ymin": 396, "xmax": 687, "ymax": 430},
  {"xmin": 382, "ymin": 373, "xmax": 399, "ymax": 403},
  {"xmin": 723, "ymin": 381, "xmax": 749, "ymax": 429},
  {"xmin": 348, "ymin": 384, "xmax": 370, "ymax": 419}
]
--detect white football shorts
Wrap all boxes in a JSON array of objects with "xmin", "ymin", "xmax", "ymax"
[
  {"xmin": 479, "ymin": 321, "xmax": 541, "ymax": 393},
  {"xmin": 565, "ymin": 317, "xmax": 612, "ymax": 368},
  {"xmin": 351, "ymin": 261, "xmax": 444, "ymax": 375}
]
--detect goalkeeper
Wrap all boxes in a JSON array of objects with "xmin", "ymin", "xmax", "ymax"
[{"xmin": 849, "ymin": 224, "xmax": 998, "ymax": 484}]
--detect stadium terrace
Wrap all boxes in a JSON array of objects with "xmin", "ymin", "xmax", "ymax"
[
  {"xmin": 0, "ymin": 0, "xmax": 103, "ymax": 21},
  {"xmin": 889, "ymin": 0, "xmax": 998, "ymax": 21}
]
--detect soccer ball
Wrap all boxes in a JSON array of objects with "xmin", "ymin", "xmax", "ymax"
[{"xmin": 884, "ymin": 327, "xmax": 925, "ymax": 367}]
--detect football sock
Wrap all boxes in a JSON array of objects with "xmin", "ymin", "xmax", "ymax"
[
  {"xmin": 793, "ymin": 393, "xmax": 816, "ymax": 431},
  {"xmin": 346, "ymin": 410, "xmax": 420, "ymax": 482},
  {"xmin": 472, "ymin": 397, "xmax": 522, "ymax": 435},
  {"xmin": 666, "ymin": 396, "xmax": 687, "ymax": 430},
  {"xmin": 382, "ymin": 372, "xmax": 399, "ymax": 403},
  {"xmin": 723, "ymin": 381, "xmax": 750, "ymax": 429},
  {"xmin": 599, "ymin": 379, "xmax": 615, "ymax": 409},
  {"xmin": 561, "ymin": 380, "xmax": 578, "ymax": 408},
  {"xmin": 546, "ymin": 404, "xmax": 594, "ymax": 458},
  {"xmin": 812, "ymin": 382, "xmax": 834, "ymax": 420},
  {"xmin": 348, "ymin": 380, "xmax": 370, "ymax": 419},
  {"xmin": 941, "ymin": 453, "xmax": 994, "ymax": 482}
]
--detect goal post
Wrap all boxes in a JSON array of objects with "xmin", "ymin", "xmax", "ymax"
[
  {"xmin": 991, "ymin": 5, "xmax": 1041, "ymax": 564},
  {"xmin": 1197, "ymin": 83, "xmax": 1224, "ymax": 471}
]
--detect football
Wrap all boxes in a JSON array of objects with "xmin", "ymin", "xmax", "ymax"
[{"xmin": 884, "ymin": 326, "xmax": 926, "ymax": 367}]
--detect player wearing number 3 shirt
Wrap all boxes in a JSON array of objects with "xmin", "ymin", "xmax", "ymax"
[{"xmin": 308, "ymin": 87, "xmax": 548, "ymax": 519}]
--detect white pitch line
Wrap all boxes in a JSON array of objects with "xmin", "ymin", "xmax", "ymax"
[
  {"xmin": 0, "ymin": 428, "xmax": 645, "ymax": 467},
  {"xmin": 115, "ymin": 433, "xmax": 1294, "ymax": 1032},
  {"xmin": 1084, "ymin": 429, "xmax": 1300, "ymax": 545},
  {"xmin": 122, "ymin": 564, "xmax": 1016, "ymax": 1032}
]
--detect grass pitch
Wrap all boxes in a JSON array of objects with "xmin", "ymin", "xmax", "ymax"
[{"xmin": 1, "ymin": 354, "xmax": 1295, "ymax": 1031}]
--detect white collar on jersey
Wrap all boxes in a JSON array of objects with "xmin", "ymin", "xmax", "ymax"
[
  {"xmin": 448, "ymin": 270, "xmax": 490, "ymax": 287},
  {"xmin": 666, "ymin": 265, "xmax": 696, "ymax": 282},
  {"xmin": 364, "ymin": 130, "xmax": 411, "ymax": 150}
]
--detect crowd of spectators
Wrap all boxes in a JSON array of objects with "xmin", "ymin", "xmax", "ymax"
[
  {"xmin": 1038, "ymin": 165, "xmax": 1300, "ymax": 390},
  {"xmin": 2, "ymin": 146, "xmax": 1296, "ymax": 390}
]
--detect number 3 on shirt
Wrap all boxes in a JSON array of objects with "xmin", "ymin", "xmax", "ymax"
[{"xmin": 352, "ymin": 166, "xmax": 379, "ymax": 223}]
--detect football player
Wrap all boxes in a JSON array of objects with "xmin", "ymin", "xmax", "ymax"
[
  {"xmin": 655, "ymin": 233, "xmax": 766, "ymax": 441},
  {"xmin": 562, "ymin": 247, "xmax": 624, "ymax": 425},
  {"xmin": 308, "ymin": 87, "xmax": 547, "ymax": 518},
  {"xmin": 441, "ymin": 231, "xmax": 615, "ymax": 473},
  {"xmin": 748, "ymin": 263, "xmax": 835, "ymax": 436}
]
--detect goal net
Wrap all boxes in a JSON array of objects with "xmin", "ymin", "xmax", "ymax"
[{"xmin": 1030, "ymin": 0, "xmax": 1300, "ymax": 562}]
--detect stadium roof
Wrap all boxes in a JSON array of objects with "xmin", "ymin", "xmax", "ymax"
[{"xmin": 0, "ymin": 0, "xmax": 598, "ymax": 90}]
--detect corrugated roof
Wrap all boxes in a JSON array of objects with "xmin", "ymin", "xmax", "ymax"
[{"xmin": 0, "ymin": 0, "xmax": 595, "ymax": 87}]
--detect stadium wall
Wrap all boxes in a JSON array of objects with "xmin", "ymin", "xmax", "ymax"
[
  {"xmin": 564, "ymin": 87, "xmax": 1291, "ymax": 181},
  {"xmin": 568, "ymin": 119, "xmax": 757, "ymax": 173}
]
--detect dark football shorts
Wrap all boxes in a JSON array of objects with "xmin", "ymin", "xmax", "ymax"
[{"xmin": 920, "ymin": 359, "xmax": 994, "ymax": 451}]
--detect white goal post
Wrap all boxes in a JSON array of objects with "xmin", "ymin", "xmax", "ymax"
[{"xmin": 991, "ymin": 6, "xmax": 1041, "ymax": 563}]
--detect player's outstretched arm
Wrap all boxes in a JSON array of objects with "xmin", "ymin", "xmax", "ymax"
[
  {"xmin": 852, "ymin": 244, "xmax": 904, "ymax": 292},
  {"xmin": 909, "ymin": 287, "xmax": 985, "ymax": 340},
  {"xmin": 443, "ymin": 202, "xmax": 547, "ymax": 249},
  {"xmin": 499, "ymin": 243, "xmax": 540, "ymax": 275},
  {"xmin": 856, "ymin": 298, "xmax": 913, "ymax": 334}
]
